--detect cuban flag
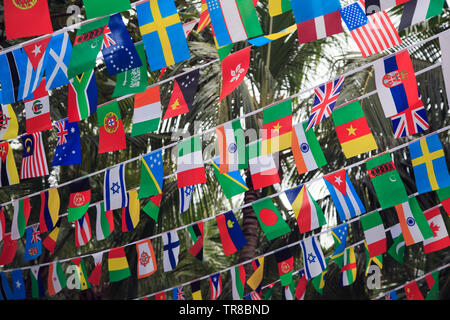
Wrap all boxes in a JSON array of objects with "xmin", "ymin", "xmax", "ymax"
[
  {"xmin": 300, "ymin": 235, "xmax": 327, "ymax": 279},
  {"xmin": 104, "ymin": 163, "xmax": 128, "ymax": 211}
]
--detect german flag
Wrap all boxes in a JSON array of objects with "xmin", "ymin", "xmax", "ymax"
[{"xmin": 262, "ymin": 100, "xmax": 292, "ymax": 155}]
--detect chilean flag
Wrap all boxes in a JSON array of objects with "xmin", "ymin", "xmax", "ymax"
[{"xmin": 373, "ymin": 50, "xmax": 421, "ymax": 117}]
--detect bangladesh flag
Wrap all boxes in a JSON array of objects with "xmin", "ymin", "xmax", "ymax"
[
  {"xmin": 365, "ymin": 152, "xmax": 408, "ymax": 209},
  {"xmin": 97, "ymin": 101, "xmax": 126, "ymax": 154},
  {"xmin": 262, "ymin": 99, "xmax": 293, "ymax": 155},
  {"xmin": 83, "ymin": 0, "xmax": 131, "ymax": 19},
  {"xmin": 251, "ymin": 198, "xmax": 290, "ymax": 241},
  {"xmin": 332, "ymin": 101, "xmax": 378, "ymax": 158}
]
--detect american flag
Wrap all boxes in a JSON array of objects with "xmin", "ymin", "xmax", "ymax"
[
  {"xmin": 20, "ymin": 132, "xmax": 49, "ymax": 179},
  {"xmin": 306, "ymin": 76, "xmax": 345, "ymax": 131},
  {"xmin": 341, "ymin": 0, "xmax": 401, "ymax": 57},
  {"xmin": 391, "ymin": 99, "xmax": 429, "ymax": 138},
  {"xmin": 209, "ymin": 273, "xmax": 222, "ymax": 300},
  {"xmin": 55, "ymin": 119, "xmax": 68, "ymax": 146}
]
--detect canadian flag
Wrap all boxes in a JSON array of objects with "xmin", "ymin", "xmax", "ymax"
[{"xmin": 423, "ymin": 207, "xmax": 450, "ymax": 254}]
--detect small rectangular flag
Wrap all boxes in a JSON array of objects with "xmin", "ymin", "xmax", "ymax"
[
  {"xmin": 131, "ymin": 86, "xmax": 161, "ymax": 136},
  {"xmin": 191, "ymin": 280, "xmax": 202, "ymax": 300},
  {"xmin": 197, "ymin": 0, "xmax": 211, "ymax": 32},
  {"xmin": 296, "ymin": 10, "xmax": 343, "ymax": 44},
  {"xmin": 387, "ymin": 223, "xmax": 405, "ymax": 264},
  {"xmin": 394, "ymin": 197, "xmax": 434, "ymax": 246},
  {"xmin": 0, "ymin": 49, "xmax": 27, "ymax": 104},
  {"xmin": 0, "ymin": 208, "xmax": 4, "ymax": 242},
  {"xmin": 247, "ymin": 257, "xmax": 264, "ymax": 291},
  {"xmin": 11, "ymin": 197, "xmax": 31, "ymax": 240},
  {"xmin": 216, "ymin": 210, "xmax": 247, "ymax": 255},
  {"xmin": 306, "ymin": 76, "xmax": 345, "ymax": 130},
  {"xmin": 339, "ymin": 247, "xmax": 357, "ymax": 287},
  {"xmin": 179, "ymin": 185, "xmax": 194, "ymax": 213},
  {"xmin": 39, "ymin": 188, "xmax": 60, "ymax": 233},
  {"xmin": 209, "ymin": 273, "xmax": 223, "ymax": 300},
  {"xmin": 365, "ymin": 152, "xmax": 409, "ymax": 209},
  {"xmin": 42, "ymin": 219, "xmax": 61, "ymax": 254},
  {"xmin": 268, "ymin": 0, "xmax": 292, "ymax": 16},
  {"xmin": 24, "ymin": 80, "xmax": 52, "ymax": 133},
  {"xmin": 95, "ymin": 202, "xmax": 114, "ymax": 241},
  {"xmin": 219, "ymin": 46, "xmax": 251, "ymax": 101},
  {"xmin": 330, "ymin": 223, "xmax": 349, "ymax": 268},
  {"xmin": 0, "ymin": 141, "xmax": 20, "ymax": 187},
  {"xmin": 399, "ymin": 0, "xmax": 445, "ymax": 31},
  {"xmin": 187, "ymin": 221, "xmax": 204, "ymax": 261},
  {"xmin": 68, "ymin": 178, "xmax": 91, "ymax": 222},
  {"xmin": 261, "ymin": 100, "xmax": 293, "ymax": 155},
  {"xmin": 206, "ymin": 0, "xmax": 263, "ymax": 47},
  {"xmin": 4, "ymin": 0, "xmax": 53, "ymax": 40},
  {"xmin": 0, "ymin": 234, "xmax": 17, "ymax": 265},
  {"xmin": 0, "ymin": 104, "xmax": 19, "ymax": 141},
  {"xmin": 391, "ymin": 98, "xmax": 429, "ymax": 138},
  {"xmin": 136, "ymin": 0, "xmax": 190, "ymax": 71},
  {"xmin": 0, "ymin": 269, "xmax": 26, "ymax": 300},
  {"xmin": 274, "ymin": 247, "xmax": 294, "ymax": 286},
  {"xmin": 404, "ymin": 280, "xmax": 424, "ymax": 300},
  {"xmin": 216, "ymin": 119, "xmax": 246, "ymax": 174},
  {"xmin": 138, "ymin": 150, "xmax": 163, "ymax": 199},
  {"xmin": 231, "ymin": 265, "xmax": 246, "ymax": 300},
  {"xmin": 177, "ymin": 136, "xmax": 206, "ymax": 188},
  {"xmin": 67, "ymin": 69, "xmax": 98, "ymax": 123},
  {"xmin": 47, "ymin": 261, "xmax": 67, "ymax": 296},
  {"xmin": 251, "ymin": 198, "xmax": 290, "ymax": 241},
  {"xmin": 173, "ymin": 286, "xmax": 185, "ymax": 300},
  {"xmin": 373, "ymin": 50, "xmax": 421, "ymax": 117},
  {"xmin": 323, "ymin": 169, "xmax": 366, "ymax": 222},
  {"xmin": 52, "ymin": 119, "xmax": 81, "ymax": 166},
  {"xmin": 360, "ymin": 211, "xmax": 386, "ymax": 258},
  {"xmin": 162, "ymin": 230, "xmax": 180, "ymax": 272},
  {"xmin": 69, "ymin": 257, "xmax": 91, "ymax": 290},
  {"xmin": 423, "ymin": 207, "xmax": 450, "ymax": 254},
  {"xmin": 30, "ymin": 266, "xmax": 45, "ymax": 298},
  {"xmin": 75, "ymin": 212, "xmax": 92, "ymax": 247},
  {"xmin": 43, "ymin": 32, "xmax": 73, "ymax": 91},
  {"xmin": 136, "ymin": 239, "xmax": 157, "ymax": 279},
  {"xmin": 295, "ymin": 270, "xmax": 307, "ymax": 300},
  {"xmin": 285, "ymin": 184, "xmax": 326, "ymax": 234},
  {"xmin": 365, "ymin": 0, "xmax": 411, "ymax": 15},
  {"xmin": 436, "ymin": 186, "xmax": 450, "ymax": 216},
  {"xmin": 20, "ymin": 132, "xmax": 49, "ymax": 179},
  {"xmin": 143, "ymin": 194, "xmax": 162, "ymax": 221},
  {"xmin": 108, "ymin": 246, "xmax": 131, "ymax": 282},
  {"xmin": 211, "ymin": 157, "xmax": 248, "ymax": 199},
  {"xmin": 332, "ymin": 100, "xmax": 378, "ymax": 158},
  {"xmin": 425, "ymin": 270, "xmax": 439, "ymax": 300},
  {"xmin": 301, "ymin": 235, "xmax": 326, "ymax": 279},
  {"xmin": 247, "ymin": 140, "xmax": 280, "ymax": 190},
  {"xmin": 409, "ymin": 133, "xmax": 450, "ymax": 193},
  {"xmin": 248, "ymin": 24, "xmax": 297, "ymax": 47},
  {"xmin": 97, "ymin": 101, "xmax": 126, "ymax": 153},
  {"xmin": 88, "ymin": 252, "xmax": 103, "ymax": 286},
  {"xmin": 121, "ymin": 189, "xmax": 140, "ymax": 232},
  {"xmin": 290, "ymin": 0, "xmax": 342, "ymax": 23},
  {"xmin": 24, "ymin": 225, "xmax": 42, "ymax": 261},
  {"xmin": 104, "ymin": 163, "xmax": 128, "ymax": 211},
  {"xmin": 83, "ymin": 0, "xmax": 131, "ymax": 19}
]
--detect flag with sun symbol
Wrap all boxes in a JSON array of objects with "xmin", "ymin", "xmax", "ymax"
[{"xmin": 97, "ymin": 101, "xmax": 126, "ymax": 153}]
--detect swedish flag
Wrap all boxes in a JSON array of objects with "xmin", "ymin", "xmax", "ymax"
[{"xmin": 136, "ymin": 0, "xmax": 190, "ymax": 71}]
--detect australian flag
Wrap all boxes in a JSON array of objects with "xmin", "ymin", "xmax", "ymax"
[
  {"xmin": 52, "ymin": 118, "xmax": 81, "ymax": 166},
  {"xmin": 101, "ymin": 13, "xmax": 142, "ymax": 76}
]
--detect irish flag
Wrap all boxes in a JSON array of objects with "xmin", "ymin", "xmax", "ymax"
[
  {"xmin": 360, "ymin": 212, "xmax": 386, "ymax": 258},
  {"xmin": 262, "ymin": 100, "xmax": 292, "ymax": 155},
  {"xmin": 248, "ymin": 140, "xmax": 280, "ymax": 189},
  {"xmin": 177, "ymin": 136, "xmax": 206, "ymax": 188},
  {"xmin": 131, "ymin": 86, "xmax": 161, "ymax": 137}
]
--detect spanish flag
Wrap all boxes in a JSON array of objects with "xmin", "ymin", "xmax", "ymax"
[
  {"xmin": 262, "ymin": 100, "xmax": 293, "ymax": 155},
  {"xmin": 108, "ymin": 246, "xmax": 131, "ymax": 282}
]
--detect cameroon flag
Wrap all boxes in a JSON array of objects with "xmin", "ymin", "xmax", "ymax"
[
  {"xmin": 97, "ymin": 101, "xmax": 126, "ymax": 154},
  {"xmin": 108, "ymin": 246, "xmax": 131, "ymax": 282},
  {"xmin": 262, "ymin": 100, "xmax": 293, "ymax": 155},
  {"xmin": 251, "ymin": 198, "xmax": 290, "ymax": 241},
  {"xmin": 332, "ymin": 101, "xmax": 378, "ymax": 158}
]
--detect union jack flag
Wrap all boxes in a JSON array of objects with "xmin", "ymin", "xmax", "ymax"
[
  {"xmin": 102, "ymin": 26, "xmax": 116, "ymax": 50},
  {"xmin": 55, "ymin": 120, "xmax": 68, "ymax": 146},
  {"xmin": 173, "ymin": 286, "xmax": 185, "ymax": 300},
  {"xmin": 391, "ymin": 99, "xmax": 429, "ymax": 138},
  {"xmin": 306, "ymin": 76, "xmax": 345, "ymax": 131}
]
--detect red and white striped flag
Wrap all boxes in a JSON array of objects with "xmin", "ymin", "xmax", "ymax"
[
  {"xmin": 75, "ymin": 212, "xmax": 92, "ymax": 247},
  {"xmin": 20, "ymin": 132, "xmax": 49, "ymax": 179}
]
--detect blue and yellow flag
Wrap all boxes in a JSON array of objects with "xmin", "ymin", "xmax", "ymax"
[
  {"xmin": 211, "ymin": 157, "xmax": 248, "ymax": 199},
  {"xmin": 409, "ymin": 133, "xmax": 450, "ymax": 194},
  {"xmin": 136, "ymin": 0, "xmax": 190, "ymax": 71}
]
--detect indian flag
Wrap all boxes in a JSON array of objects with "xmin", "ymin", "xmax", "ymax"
[
  {"xmin": 131, "ymin": 86, "xmax": 161, "ymax": 137},
  {"xmin": 261, "ymin": 100, "xmax": 292, "ymax": 155},
  {"xmin": 216, "ymin": 119, "xmax": 246, "ymax": 174},
  {"xmin": 291, "ymin": 121, "xmax": 327, "ymax": 175},
  {"xmin": 248, "ymin": 140, "xmax": 280, "ymax": 190},
  {"xmin": 108, "ymin": 246, "xmax": 131, "ymax": 282},
  {"xmin": 360, "ymin": 212, "xmax": 386, "ymax": 258},
  {"xmin": 177, "ymin": 136, "xmax": 206, "ymax": 188}
]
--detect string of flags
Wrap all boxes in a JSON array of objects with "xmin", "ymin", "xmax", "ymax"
[{"xmin": 0, "ymin": 0, "xmax": 449, "ymax": 300}]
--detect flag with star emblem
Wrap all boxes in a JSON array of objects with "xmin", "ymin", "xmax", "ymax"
[
  {"xmin": 404, "ymin": 280, "xmax": 424, "ymax": 300},
  {"xmin": 394, "ymin": 197, "xmax": 434, "ymax": 246},
  {"xmin": 330, "ymin": 223, "xmax": 349, "ymax": 268},
  {"xmin": 162, "ymin": 230, "xmax": 180, "ymax": 272},
  {"xmin": 138, "ymin": 150, "xmax": 163, "ymax": 199},
  {"xmin": 216, "ymin": 119, "xmax": 247, "ymax": 174},
  {"xmin": 75, "ymin": 212, "xmax": 92, "ymax": 247},
  {"xmin": 24, "ymin": 225, "xmax": 42, "ymax": 261},
  {"xmin": 136, "ymin": 239, "xmax": 157, "ymax": 279},
  {"xmin": 101, "ymin": 13, "xmax": 142, "ymax": 76},
  {"xmin": 301, "ymin": 235, "xmax": 326, "ymax": 279},
  {"xmin": 163, "ymin": 69, "xmax": 200, "ymax": 120},
  {"xmin": 52, "ymin": 119, "xmax": 81, "ymax": 166},
  {"xmin": 108, "ymin": 246, "xmax": 131, "ymax": 282},
  {"xmin": 136, "ymin": 0, "xmax": 190, "ymax": 71},
  {"xmin": 0, "ymin": 269, "xmax": 26, "ymax": 300},
  {"xmin": 251, "ymin": 198, "xmax": 290, "ymax": 241},
  {"xmin": 177, "ymin": 136, "xmax": 207, "ymax": 188},
  {"xmin": 68, "ymin": 69, "xmax": 98, "ymax": 123},
  {"xmin": 261, "ymin": 99, "xmax": 292, "ymax": 155},
  {"xmin": 387, "ymin": 223, "xmax": 405, "ymax": 264},
  {"xmin": 332, "ymin": 100, "xmax": 378, "ymax": 158},
  {"xmin": 83, "ymin": 0, "xmax": 131, "ymax": 19},
  {"xmin": 360, "ymin": 211, "xmax": 386, "ymax": 258},
  {"xmin": 423, "ymin": 207, "xmax": 450, "ymax": 254},
  {"xmin": 0, "ymin": 234, "xmax": 17, "ymax": 265},
  {"xmin": 209, "ymin": 273, "xmax": 223, "ymax": 300},
  {"xmin": 30, "ymin": 265, "xmax": 45, "ymax": 298},
  {"xmin": 68, "ymin": 178, "xmax": 91, "ymax": 222},
  {"xmin": 179, "ymin": 185, "xmax": 194, "ymax": 213},
  {"xmin": 216, "ymin": 210, "xmax": 247, "ymax": 255},
  {"xmin": 365, "ymin": 152, "xmax": 409, "ymax": 209},
  {"xmin": 323, "ymin": 169, "xmax": 366, "ymax": 222},
  {"xmin": 22, "ymin": 37, "xmax": 50, "ymax": 96},
  {"xmin": 0, "ymin": 141, "xmax": 19, "ymax": 187},
  {"xmin": 97, "ymin": 101, "xmax": 126, "ymax": 153},
  {"xmin": 211, "ymin": 157, "xmax": 248, "ymax": 199},
  {"xmin": 219, "ymin": 46, "xmax": 252, "ymax": 101},
  {"xmin": 43, "ymin": 32, "xmax": 73, "ymax": 91},
  {"xmin": 70, "ymin": 257, "xmax": 91, "ymax": 290},
  {"xmin": 409, "ymin": 133, "xmax": 450, "ymax": 194},
  {"xmin": 0, "ymin": 104, "xmax": 18, "ymax": 141},
  {"xmin": 274, "ymin": 247, "xmax": 294, "ymax": 286},
  {"xmin": 104, "ymin": 163, "xmax": 128, "ymax": 211},
  {"xmin": 20, "ymin": 132, "xmax": 49, "ymax": 179},
  {"xmin": 131, "ymin": 86, "xmax": 161, "ymax": 136},
  {"xmin": 39, "ymin": 188, "xmax": 60, "ymax": 233},
  {"xmin": 121, "ymin": 189, "xmax": 140, "ymax": 232},
  {"xmin": 247, "ymin": 140, "xmax": 280, "ymax": 190}
]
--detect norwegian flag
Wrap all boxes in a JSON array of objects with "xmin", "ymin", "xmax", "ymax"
[
  {"xmin": 306, "ymin": 76, "xmax": 345, "ymax": 131},
  {"xmin": 391, "ymin": 98, "xmax": 429, "ymax": 138},
  {"xmin": 55, "ymin": 119, "xmax": 69, "ymax": 146},
  {"xmin": 102, "ymin": 26, "xmax": 116, "ymax": 49}
]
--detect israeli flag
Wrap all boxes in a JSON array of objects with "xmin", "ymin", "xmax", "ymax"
[
  {"xmin": 104, "ymin": 163, "xmax": 127, "ymax": 211},
  {"xmin": 179, "ymin": 185, "xmax": 195, "ymax": 213},
  {"xmin": 300, "ymin": 235, "xmax": 326, "ymax": 279}
]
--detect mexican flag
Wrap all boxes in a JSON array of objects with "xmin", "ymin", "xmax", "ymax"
[{"xmin": 360, "ymin": 212, "xmax": 386, "ymax": 258}]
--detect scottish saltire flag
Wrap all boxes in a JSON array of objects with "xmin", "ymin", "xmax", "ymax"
[
  {"xmin": 43, "ymin": 32, "xmax": 72, "ymax": 91},
  {"xmin": 101, "ymin": 13, "xmax": 142, "ymax": 76},
  {"xmin": 162, "ymin": 230, "xmax": 180, "ymax": 272},
  {"xmin": 179, "ymin": 185, "xmax": 195, "ymax": 213},
  {"xmin": 323, "ymin": 169, "xmax": 366, "ymax": 222},
  {"xmin": 136, "ymin": 0, "xmax": 190, "ymax": 71},
  {"xmin": 24, "ymin": 225, "xmax": 42, "ymax": 261},
  {"xmin": 206, "ymin": 0, "xmax": 263, "ymax": 47},
  {"xmin": 104, "ymin": 164, "xmax": 128, "ymax": 211},
  {"xmin": 306, "ymin": 76, "xmax": 344, "ymax": 131},
  {"xmin": 209, "ymin": 273, "xmax": 223, "ymax": 300},
  {"xmin": 0, "ymin": 270, "xmax": 26, "ymax": 300},
  {"xmin": 391, "ymin": 98, "xmax": 429, "ymax": 138},
  {"xmin": 409, "ymin": 133, "xmax": 450, "ymax": 193},
  {"xmin": 52, "ymin": 119, "xmax": 81, "ymax": 166},
  {"xmin": 300, "ymin": 235, "xmax": 326, "ymax": 279}
]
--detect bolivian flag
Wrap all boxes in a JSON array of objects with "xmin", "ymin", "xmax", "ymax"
[
  {"xmin": 332, "ymin": 101, "xmax": 377, "ymax": 158},
  {"xmin": 262, "ymin": 99, "xmax": 293, "ymax": 155},
  {"xmin": 108, "ymin": 246, "xmax": 131, "ymax": 282}
]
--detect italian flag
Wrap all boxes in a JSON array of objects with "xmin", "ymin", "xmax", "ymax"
[
  {"xmin": 360, "ymin": 212, "xmax": 386, "ymax": 258},
  {"xmin": 177, "ymin": 136, "xmax": 206, "ymax": 188},
  {"xmin": 47, "ymin": 261, "xmax": 66, "ymax": 296},
  {"xmin": 261, "ymin": 100, "xmax": 292, "ymax": 155},
  {"xmin": 248, "ymin": 140, "xmax": 280, "ymax": 190},
  {"xmin": 131, "ymin": 86, "xmax": 161, "ymax": 137}
]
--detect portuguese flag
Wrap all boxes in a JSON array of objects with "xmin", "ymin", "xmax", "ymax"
[
  {"xmin": 251, "ymin": 198, "xmax": 290, "ymax": 241},
  {"xmin": 332, "ymin": 101, "xmax": 378, "ymax": 158},
  {"xmin": 262, "ymin": 99, "xmax": 293, "ymax": 155},
  {"xmin": 97, "ymin": 101, "xmax": 126, "ymax": 154},
  {"xmin": 108, "ymin": 246, "xmax": 131, "ymax": 282}
]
